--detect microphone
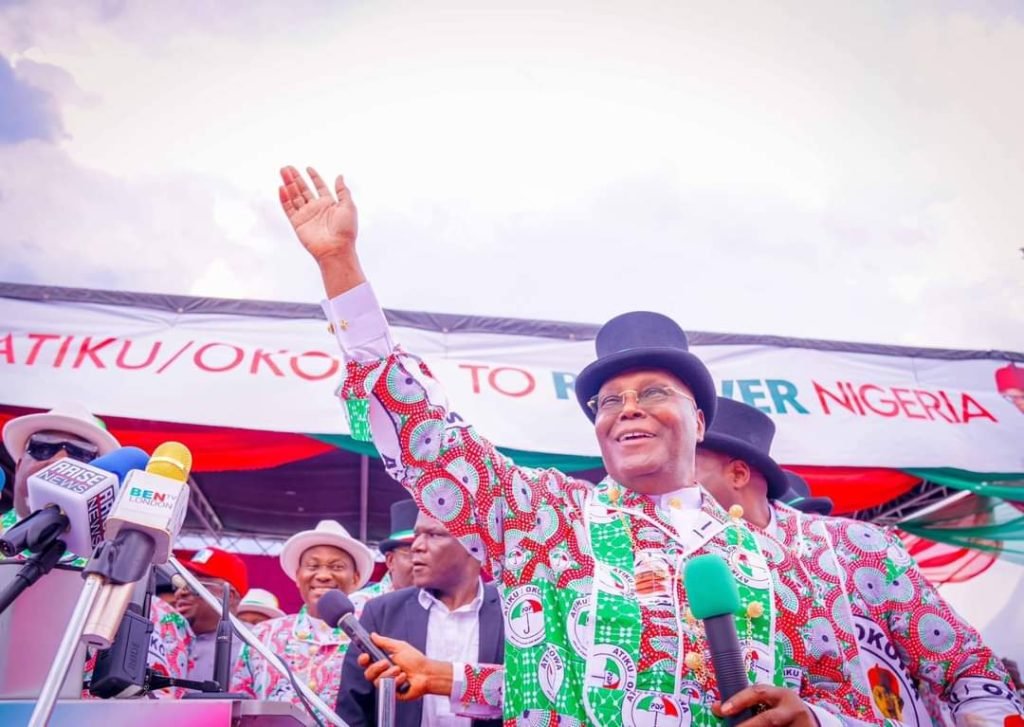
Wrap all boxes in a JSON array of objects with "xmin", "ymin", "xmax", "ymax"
[
  {"xmin": 212, "ymin": 586, "xmax": 234, "ymax": 690},
  {"xmin": 683, "ymin": 553, "xmax": 755, "ymax": 726},
  {"xmin": 104, "ymin": 442, "xmax": 192, "ymax": 563},
  {"xmin": 1, "ymin": 447, "xmax": 149, "ymax": 558},
  {"xmin": 82, "ymin": 442, "xmax": 192, "ymax": 649},
  {"xmin": 318, "ymin": 590, "xmax": 411, "ymax": 695}
]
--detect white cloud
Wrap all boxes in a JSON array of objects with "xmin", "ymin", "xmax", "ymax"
[{"xmin": 0, "ymin": 0, "xmax": 1022, "ymax": 351}]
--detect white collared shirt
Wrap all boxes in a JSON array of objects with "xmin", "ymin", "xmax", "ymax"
[{"xmin": 418, "ymin": 580, "xmax": 486, "ymax": 727}]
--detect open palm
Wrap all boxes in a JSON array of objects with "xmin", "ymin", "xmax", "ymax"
[{"xmin": 278, "ymin": 166, "xmax": 358, "ymax": 262}]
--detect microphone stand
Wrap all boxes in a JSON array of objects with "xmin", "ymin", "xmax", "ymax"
[
  {"xmin": 182, "ymin": 587, "xmax": 248, "ymax": 700},
  {"xmin": 166, "ymin": 556, "xmax": 349, "ymax": 727},
  {"xmin": 0, "ymin": 536, "xmax": 66, "ymax": 616},
  {"xmin": 28, "ymin": 569, "xmax": 105, "ymax": 727},
  {"xmin": 29, "ymin": 530, "xmax": 153, "ymax": 727},
  {"xmin": 377, "ymin": 676, "xmax": 396, "ymax": 727}
]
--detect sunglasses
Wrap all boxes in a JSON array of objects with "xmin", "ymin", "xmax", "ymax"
[{"xmin": 25, "ymin": 437, "xmax": 100, "ymax": 463}]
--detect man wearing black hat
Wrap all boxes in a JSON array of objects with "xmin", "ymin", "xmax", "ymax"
[
  {"xmin": 278, "ymin": 165, "xmax": 887, "ymax": 726},
  {"xmin": 697, "ymin": 397, "xmax": 1022, "ymax": 726},
  {"xmin": 351, "ymin": 499, "xmax": 418, "ymax": 613}
]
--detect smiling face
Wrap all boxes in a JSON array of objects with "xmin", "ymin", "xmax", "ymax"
[
  {"xmin": 593, "ymin": 369, "xmax": 705, "ymax": 495},
  {"xmin": 295, "ymin": 544, "xmax": 359, "ymax": 618}
]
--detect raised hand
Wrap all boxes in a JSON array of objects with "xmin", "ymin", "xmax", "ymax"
[
  {"xmin": 278, "ymin": 166, "xmax": 358, "ymax": 263},
  {"xmin": 279, "ymin": 165, "xmax": 365, "ymax": 297}
]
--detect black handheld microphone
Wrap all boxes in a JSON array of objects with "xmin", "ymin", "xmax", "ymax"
[
  {"xmin": 683, "ymin": 553, "xmax": 756, "ymax": 726},
  {"xmin": 213, "ymin": 586, "xmax": 234, "ymax": 690},
  {"xmin": 318, "ymin": 590, "xmax": 411, "ymax": 694}
]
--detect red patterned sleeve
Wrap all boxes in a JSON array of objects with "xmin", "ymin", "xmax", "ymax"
[
  {"xmin": 877, "ymin": 535, "xmax": 1023, "ymax": 722},
  {"xmin": 450, "ymin": 662, "xmax": 504, "ymax": 717},
  {"xmin": 341, "ymin": 350, "xmax": 584, "ymax": 576}
]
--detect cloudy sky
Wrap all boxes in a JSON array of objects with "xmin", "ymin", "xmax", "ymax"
[{"xmin": 2, "ymin": 0, "xmax": 1022, "ymax": 351}]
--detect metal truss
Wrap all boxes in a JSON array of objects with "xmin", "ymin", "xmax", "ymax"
[
  {"xmin": 177, "ymin": 529, "xmax": 290, "ymax": 556},
  {"xmin": 849, "ymin": 479, "xmax": 962, "ymax": 527}
]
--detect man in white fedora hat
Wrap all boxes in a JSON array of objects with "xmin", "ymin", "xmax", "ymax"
[
  {"xmin": 232, "ymin": 519, "xmax": 373, "ymax": 711},
  {"xmin": 2, "ymin": 402, "xmax": 120, "ymax": 527},
  {"xmin": 237, "ymin": 588, "xmax": 287, "ymax": 627}
]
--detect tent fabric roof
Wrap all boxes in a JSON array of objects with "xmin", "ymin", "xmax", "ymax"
[{"xmin": 2, "ymin": 281, "xmax": 1021, "ymax": 362}]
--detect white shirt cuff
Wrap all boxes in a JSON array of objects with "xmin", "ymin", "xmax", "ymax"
[
  {"xmin": 806, "ymin": 703, "xmax": 842, "ymax": 727},
  {"xmin": 320, "ymin": 282, "xmax": 395, "ymax": 361},
  {"xmin": 450, "ymin": 661, "xmax": 466, "ymax": 697}
]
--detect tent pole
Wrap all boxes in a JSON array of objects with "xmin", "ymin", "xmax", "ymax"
[{"xmin": 360, "ymin": 455, "xmax": 369, "ymax": 542}]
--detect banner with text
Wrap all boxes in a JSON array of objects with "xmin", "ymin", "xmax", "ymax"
[{"xmin": 1, "ymin": 295, "xmax": 1022, "ymax": 472}]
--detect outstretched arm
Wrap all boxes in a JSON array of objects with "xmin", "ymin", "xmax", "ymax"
[
  {"xmin": 878, "ymin": 534, "xmax": 1023, "ymax": 723},
  {"xmin": 280, "ymin": 166, "xmax": 587, "ymax": 579}
]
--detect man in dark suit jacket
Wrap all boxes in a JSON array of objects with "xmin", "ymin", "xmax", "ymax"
[{"xmin": 336, "ymin": 512, "xmax": 504, "ymax": 727}]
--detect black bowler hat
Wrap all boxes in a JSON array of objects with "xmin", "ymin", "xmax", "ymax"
[
  {"xmin": 574, "ymin": 311, "xmax": 717, "ymax": 425},
  {"xmin": 779, "ymin": 471, "xmax": 834, "ymax": 516},
  {"xmin": 379, "ymin": 499, "xmax": 418, "ymax": 553},
  {"xmin": 699, "ymin": 397, "xmax": 788, "ymax": 499}
]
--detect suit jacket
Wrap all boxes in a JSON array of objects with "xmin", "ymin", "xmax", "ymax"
[{"xmin": 335, "ymin": 583, "xmax": 504, "ymax": 727}]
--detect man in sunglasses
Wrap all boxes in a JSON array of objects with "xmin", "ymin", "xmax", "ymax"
[
  {"xmin": 1, "ymin": 402, "xmax": 120, "ymax": 548},
  {"xmin": 2, "ymin": 403, "xmax": 198, "ymax": 698}
]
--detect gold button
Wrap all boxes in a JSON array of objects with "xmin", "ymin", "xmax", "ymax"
[
  {"xmin": 747, "ymin": 602, "xmax": 765, "ymax": 619},
  {"xmin": 728, "ymin": 504, "xmax": 745, "ymax": 519},
  {"xmin": 668, "ymin": 497, "xmax": 681, "ymax": 510},
  {"xmin": 684, "ymin": 651, "xmax": 703, "ymax": 670}
]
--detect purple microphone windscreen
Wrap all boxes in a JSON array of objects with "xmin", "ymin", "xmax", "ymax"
[
  {"xmin": 317, "ymin": 589, "xmax": 355, "ymax": 628},
  {"xmin": 91, "ymin": 447, "xmax": 150, "ymax": 483}
]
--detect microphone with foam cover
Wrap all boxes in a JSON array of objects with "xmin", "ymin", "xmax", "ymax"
[
  {"xmin": 318, "ymin": 590, "xmax": 411, "ymax": 694},
  {"xmin": 83, "ymin": 443, "xmax": 192, "ymax": 649},
  {"xmin": 5, "ymin": 447, "xmax": 150, "ymax": 558},
  {"xmin": 104, "ymin": 442, "xmax": 192, "ymax": 564},
  {"xmin": 684, "ymin": 553, "xmax": 756, "ymax": 726}
]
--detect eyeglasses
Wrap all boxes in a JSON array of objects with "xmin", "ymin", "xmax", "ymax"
[
  {"xmin": 175, "ymin": 578, "xmax": 237, "ymax": 598},
  {"xmin": 587, "ymin": 385, "xmax": 696, "ymax": 416},
  {"xmin": 25, "ymin": 436, "xmax": 100, "ymax": 463}
]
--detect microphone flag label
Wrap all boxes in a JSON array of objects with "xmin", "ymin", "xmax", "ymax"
[{"xmin": 36, "ymin": 460, "xmax": 109, "ymax": 493}]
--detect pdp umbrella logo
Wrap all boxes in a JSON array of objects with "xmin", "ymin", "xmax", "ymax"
[
  {"xmin": 743, "ymin": 640, "xmax": 773, "ymax": 685},
  {"xmin": 623, "ymin": 691, "xmax": 689, "ymax": 727},
  {"xmin": 538, "ymin": 646, "xmax": 565, "ymax": 703},
  {"xmin": 727, "ymin": 547, "xmax": 770, "ymax": 589},
  {"xmin": 505, "ymin": 585, "xmax": 546, "ymax": 647},
  {"xmin": 586, "ymin": 645, "xmax": 637, "ymax": 692}
]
